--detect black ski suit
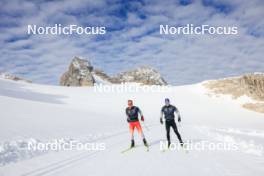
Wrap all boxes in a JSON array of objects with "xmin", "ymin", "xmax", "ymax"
[{"xmin": 161, "ymin": 105, "xmax": 183, "ymax": 145}]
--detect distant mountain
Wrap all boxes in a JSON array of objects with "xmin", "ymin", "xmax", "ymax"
[
  {"xmin": 60, "ymin": 57, "xmax": 95, "ymax": 86},
  {"xmin": 204, "ymin": 73, "xmax": 264, "ymax": 113},
  {"xmin": 0, "ymin": 73, "xmax": 32, "ymax": 83},
  {"xmin": 60, "ymin": 56, "xmax": 168, "ymax": 86},
  {"xmin": 112, "ymin": 66, "xmax": 167, "ymax": 86}
]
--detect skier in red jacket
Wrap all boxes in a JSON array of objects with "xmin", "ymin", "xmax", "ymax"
[{"xmin": 126, "ymin": 100, "xmax": 148, "ymax": 148}]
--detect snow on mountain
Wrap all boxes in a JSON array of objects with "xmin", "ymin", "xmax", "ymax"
[
  {"xmin": 0, "ymin": 73, "xmax": 32, "ymax": 83},
  {"xmin": 0, "ymin": 78, "xmax": 264, "ymax": 176},
  {"xmin": 92, "ymin": 69, "xmax": 113, "ymax": 85}
]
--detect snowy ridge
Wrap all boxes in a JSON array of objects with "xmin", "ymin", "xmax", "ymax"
[
  {"xmin": 0, "ymin": 73, "xmax": 32, "ymax": 83},
  {"xmin": 92, "ymin": 73, "xmax": 112, "ymax": 85}
]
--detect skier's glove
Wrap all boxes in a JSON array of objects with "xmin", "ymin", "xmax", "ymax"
[
  {"xmin": 160, "ymin": 118, "xmax": 163, "ymax": 124},
  {"xmin": 141, "ymin": 116, "xmax": 144, "ymax": 121},
  {"xmin": 127, "ymin": 118, "xmax": 130, "ymax": 122},
  {"xmin": 178, "ymin": 117, "xmax": 181, "ymax": 123}
]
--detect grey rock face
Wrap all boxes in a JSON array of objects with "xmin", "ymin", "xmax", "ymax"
[
  {"xmin": 60, "ymin": 57, "xmax": 95, "ymax": 86},
  {"xmin": 240, "ymin": 74, "xmax": 264, "ymax": 101},
  {"xmin": 112, "ymin": 66, "xmax": 167, "ymax": 85}
]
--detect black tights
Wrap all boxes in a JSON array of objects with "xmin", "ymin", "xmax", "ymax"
[{"xmin": 165, "ymin": 120, "xmax": 183, "ymax": 144}]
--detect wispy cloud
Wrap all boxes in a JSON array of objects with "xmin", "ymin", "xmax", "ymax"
[{"xmin": 0, "ymin": 0, "xmax": 263, "ymax": 85}]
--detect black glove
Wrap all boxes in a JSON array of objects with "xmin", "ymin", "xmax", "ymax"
[
  {"xmin": 160, "ymin": 118, "xmax": 163, "ymax": 124},
  {"xmin": 178, "ymin": 116, "xmax": 181, "ymax": 123},
  {"xmin": 127, "ymin": 118, "xmax": 130, "ymax": 123}
]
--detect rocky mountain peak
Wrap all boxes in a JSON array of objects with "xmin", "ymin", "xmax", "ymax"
[
  {"xmin": 60, "ymin": 57, "xmax": 167, "ymax": 86},
  {"xmin": 71, "ymin": 57, "xmax": 93, "ymax": 72},
  {"xmin": 113, "ymin": 66, "xmax": 167, "ymax": 86},
  {"xmin": 60, "ymin": 57, "xmax": 95, "ymax": 86}
]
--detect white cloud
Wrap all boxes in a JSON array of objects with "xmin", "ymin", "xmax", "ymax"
[{"xmin": 0, "ymin": 0, "xmax": 263, "ymax": 85}]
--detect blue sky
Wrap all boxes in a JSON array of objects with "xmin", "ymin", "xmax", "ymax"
[{"xmin": 0, "ymin": 0, "xmax": 263, "ymax": 85}]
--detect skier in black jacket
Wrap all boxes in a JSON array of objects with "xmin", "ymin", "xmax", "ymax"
[{"xmin": 160, "ymin": 98, "xmax": 183, "ymax": 148}]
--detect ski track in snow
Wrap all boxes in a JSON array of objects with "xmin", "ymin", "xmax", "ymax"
[
  {"xmin": 0, "ymin": 129, "xmax": 130, "ymax": 166},
  {"xmin": 1, "ymin": 124, "xmax": 264, "ymax": 176},
  {"xmin": 0, "ymin": 129, "xmax": 130, "ymax": 176},
  {"xmin": 20, "ymin": 136, "xmax": 129, "ymax": 176},
  {"xmin": 196, "ymin": 126, "xmax": 264, "ymax": 156}
]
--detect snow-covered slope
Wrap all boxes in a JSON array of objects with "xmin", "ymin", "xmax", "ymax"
[{"xmin": 0, "ymin": 78, "xmax": 264, "ymax": 176}]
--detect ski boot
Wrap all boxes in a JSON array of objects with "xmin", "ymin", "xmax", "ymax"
[
  {"xmin": 168, "ymin": 141, "xmax": 171, "ymax": 148},
  {"xmin": 143, "ymin": 138, "xmax": 149, "ymax": 147},
  {"xmin": 131, "ymin": 139, "xmax": 135, "ymax": 148},
  {"xmin": 180, "ymin": 140, "xmax": 184, "ymax": 147}
]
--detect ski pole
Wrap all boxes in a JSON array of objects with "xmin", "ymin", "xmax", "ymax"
[
  {"xmin": 179, "ymin": 122, "xmax": 182, "ymax": 128},
  {"xmin": 143, "ymin": 122, "xmax": 150, "ymax": 131}
]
